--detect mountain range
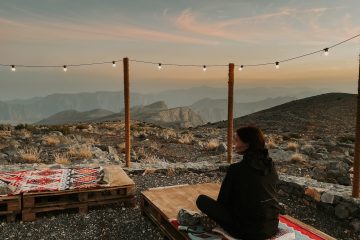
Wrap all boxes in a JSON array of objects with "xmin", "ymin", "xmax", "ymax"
[{"xmin": 0, "ymin": 86, "xmax": 333, "ymax": 124}]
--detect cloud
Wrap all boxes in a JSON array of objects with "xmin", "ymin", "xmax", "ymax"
[
  {"xmin": 173, "ymin": 7, "xmax": 359, "ymax": 45},
  {"xmin": 0, "ymin": 16, "xmax": 218, "ymax": 46}
]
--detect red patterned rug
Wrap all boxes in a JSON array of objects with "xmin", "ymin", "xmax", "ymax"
[
  {"xmin": 0, "ymin": 167, "xmax": 106, "ymax": 195},
  {"xmin": 170, "ymin": 215, "xmax": 330, "ymax": 240}
]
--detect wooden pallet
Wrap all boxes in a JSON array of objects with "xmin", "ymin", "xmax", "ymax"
[
  {"xmin": 0, "ymin": 195, "xmax": 22, "ymax": 222},
  {"xmin": 141, "ymin": 183, "xmax": 336, "ymax": 240},
  {"xmin": 22, "ymin": 185, "xmax": 135, "ymax": 222},
  {"xmin": 141, "ymin": 183, "xmax": 220, "ymax": 240},
  {"xmin": 142, "ymin": 192, "xmax": 188, "ymax": 240}
]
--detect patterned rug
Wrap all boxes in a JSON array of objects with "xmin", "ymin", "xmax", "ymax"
[
  {"xmin": 0, "ymin": 167, "xmax": 106, "ymax": 195},
  {"xmin": 170, "ymin": 214, "xmax": 328, "ymax": 240}
]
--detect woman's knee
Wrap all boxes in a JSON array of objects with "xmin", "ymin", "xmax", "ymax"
[
  {"xmin": 196, "ymin": 194, "xmax": 206, "ymax": 209},
  {"xmin": 196, "ymin": 194, "xmax": 215, "ymax": 212}
]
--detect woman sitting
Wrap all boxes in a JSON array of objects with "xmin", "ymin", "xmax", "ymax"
[{"xmin": 196, "ymin": 126, "xmax": 283, "ymax": 239}]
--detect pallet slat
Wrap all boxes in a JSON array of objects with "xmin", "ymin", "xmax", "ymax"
[
  {"xmin": 22, "ymin": 196, "xmax": 135, "ymax": 222},
  {"xmin": 21, "ymin": 185, "xmax": 135, "ymax": 222},
  {"xmin": 0, "ymin": 195, "xmax": 21, "ymax": 222}
]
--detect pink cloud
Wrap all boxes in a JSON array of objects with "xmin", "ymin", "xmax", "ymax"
[
  {"xmin": 0, "ymin": 17, "xmax": 218, "ymax": 46},
  {"xmin": 173, "ymin": 7, "xmax": 359, "ymax": 45}
]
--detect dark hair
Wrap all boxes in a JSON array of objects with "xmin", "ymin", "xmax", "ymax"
[{"xmin": 236, "ymin": 126, "xmax": 266, "ymax": 153}]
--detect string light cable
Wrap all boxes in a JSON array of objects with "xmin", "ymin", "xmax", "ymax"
[{"xmin": 1, "ymin": 33, "xmax": 359, "ymax": 72}]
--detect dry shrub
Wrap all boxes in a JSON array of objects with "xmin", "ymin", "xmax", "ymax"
[
  {"xmin": 159, "ymin": 129, "xmax": 177, "ymax": 140},
  {"xmin": 58, "ymin": 136, "xmax": 74, "ymax": 145},
  {"xmin": 78, "ymin": 147, "xmax": 93, "ymax": 159},
  {"xmin": 19, "ymin": 147, "xmax": 41, "ymax": 162},
  {"xmin": 0, "ymin": 131, "xmax": 11, "ymax": 138},
  {"xmin": 290, "ymin": 153, "xmax": 305, "ymax": 163},
  {"xmin": 142, "ymin": 168, "xmax": 157, "ymax": 176},
  {"xmin": 83, "ymin": 137, "xmax": 97, "ymax": 145},
  {"xmin": 68, "ymin": 147, "xmax": 77, "ymax": 157},
  {"xmin": 142, "ymin": 154, "xmax": 164, "ymax": 163},
  {"xmin": 148, "ymin": 141, "xmax": 159, "ymax": 150},
  {"xmin": 206, "ymin": 139, "xmax": 220, "ymax": 150},
  {"xmin": 302, "ymin": 143, "xmax": 314, "ymax": 152},
  {"xmin": 54, "ymin": 153, "xmax": 70, "ymax": 165},
  {"xmin": 266, "ymin": 139, "xmax": 277, "ymax": 149},
  {"xmin": 68, "ymin": 146, "xmax": 93, "ymax": 160},
  {"xmin": 102, "ymin": 123, "xmax": 121, "ymax": 131},
  {"xmin": 118, "ymin": 142, "xmax": 126, "ymax": 152},
  {"xmin": 42, "ymin": 135, "xmax": 60, "ymax": 145},
  {"xmin": 178, "ymin": 133, "xmax": 194, "ymax": 144},
  {"xmin": 287, "ymin": 142, "xmax": 298, "ymax": 151},
  {"xmin": 136, "ymin": 146, "xmax": 146, "ymax": 157}
]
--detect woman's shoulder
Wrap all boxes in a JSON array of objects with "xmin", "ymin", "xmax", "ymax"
[{"xmin": 228, "ymin": 161, "xmax": 246, "ymax": 172}]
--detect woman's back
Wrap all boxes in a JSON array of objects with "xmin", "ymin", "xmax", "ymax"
[
  {"xmin": 218, "ymin": 149, "xmax": 281, "ymax": 239},
  {"xmin": 196, "ymin": 126, "xmax": 282, "ymax": 240}
]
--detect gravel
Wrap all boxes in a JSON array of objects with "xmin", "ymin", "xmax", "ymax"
[{"xmin": 0, "ymin": 170, "xmax": 358, "ymax": 240}]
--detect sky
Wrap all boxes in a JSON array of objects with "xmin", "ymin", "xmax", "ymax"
[{"xmin": 0, "ymin": 0, "xmax": 360, "ymax": 100}]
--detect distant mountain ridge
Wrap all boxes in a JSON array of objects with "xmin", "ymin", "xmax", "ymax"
[
  {"xmin": 36, "ymin": 109, "xmax": 115, "ymax": 125},
  {"xmin": 0, "ymin": 86, "xmax": 333, "ymax": 124},
  {"xmin": 37, "ymin": 101, "xmax": 205, "ymax": 128}
]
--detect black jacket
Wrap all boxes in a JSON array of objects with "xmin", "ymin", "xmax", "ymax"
[{"xmin": 217, "ymin": 148, "xmax": 282, "ymax": 239}]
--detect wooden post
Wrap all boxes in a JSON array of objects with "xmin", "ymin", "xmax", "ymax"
[
  {"xmin": 227, "ymin": 63, "xmax": 235, "ymax": 163},
  {"xmin": 353, "ymin": 54, "xmax": 360, "ymax": 198},
  {"xmin": 123, "ymin": 57, "xmax": 131, "ymax": 168}
]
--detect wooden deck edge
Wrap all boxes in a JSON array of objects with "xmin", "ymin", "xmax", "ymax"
[
  {"xmin": 148, "ymin": 184, "xmax": 189, "ymax": 191},
  {"xmin": 141, "ymin": 193, "xmax": 188, "ymax": 240}
]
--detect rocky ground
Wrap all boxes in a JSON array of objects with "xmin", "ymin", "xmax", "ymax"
[
  {"xmin": 0, "ymin": 120, "xmax": 355, "ymax": 186},
  {"xmin": 0, "ymin": 169, "xmax": 358, "ymax": 240},
  {"xmin": 0, "ymin": 120, "xmax": 358, "ymax": 239}
]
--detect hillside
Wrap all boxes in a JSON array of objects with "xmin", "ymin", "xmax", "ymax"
[
  {"xmin": 210, "ymin": 93, "xmax": 356, "ymax": 139},
  {"xmin": 36, "ymin": 109, "xmax": 115, "ymax": 125},
  {"xmin": 190, "ymin": 96, "xmax": 296, "ymax": 122}
]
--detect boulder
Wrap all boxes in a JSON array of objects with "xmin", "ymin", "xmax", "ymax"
[
  {"xmin": 335, "ymin": 203, "xmax": 350, "ymax": 219},
  {"xmin": 216, "ymin": 143, "xmax": 227, "ymax": 153}
]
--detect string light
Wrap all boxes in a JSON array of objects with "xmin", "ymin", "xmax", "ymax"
[
  {"xmin": 63, "ymin": 65, "xmax": 67, "ymax": 72},
  {"xmin": 11, "ymin": 65, "xmax": 15, "ymax": 72},
  {"xmin": 112, "ymin": 61, "xmax": 116, "ymax": 67},
  {"xmin": 323, "ymin": 48, "xmax": 329, "ymax": 56},
  {"xmin": 275, "ymin": 62, "xmax": 280, "ymax": 69},
  {"xmin": 158, "ymin": 63, "xmax": 162, "ymax": 70},
  {"xmin": 1, "ymin": 33, "xmax": 359, "ymax": 71}
]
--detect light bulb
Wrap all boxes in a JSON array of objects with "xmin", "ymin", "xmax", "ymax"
[
  {"xmin": 239, "ymin": 65, "xmax": 243, "ymax": 71},
  {"xmin": 323, "ymin": 48, "xmax": 329, "ymax": 56},
  {"xmin": 112, "ymin": 61, "xmax": 116, "ymax": 67},
  {"xmin": 275, "ymin": 62, "xmax": 280, "ymax": 69},
  {"xmin": 63, "ymin": 65, "xmax": 67, "ymax": 72},
  {"xmin": 158, "ymin": 63, "xmax": 162, "ymax": 70},
  {"xmin": 11, "ymin": 65, "xmax": 16, "ymax": 72},
  {"xmin": 203, "ymin": 65, "xmax": 207, "ymax": 71}
]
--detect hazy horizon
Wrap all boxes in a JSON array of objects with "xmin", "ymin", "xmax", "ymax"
[
  {"xmin": 1, "ymin": 0, "xmax": 360, "ymax": 100},
  {"xmin": 0, "ymin": 85, "xmax": 346, "ymax": 102}
]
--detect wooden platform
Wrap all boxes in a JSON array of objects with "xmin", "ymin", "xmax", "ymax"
[
  {"xmin": 20, "ymin": 165, "xmax": 135, "ymax": 222},
  {"xmin": 0, "ymin": 195, "xmax": 22, "ymax": 222},
  {"xmin": 141, "ymin": 183, "xmax": 336, "ymax": 240}
]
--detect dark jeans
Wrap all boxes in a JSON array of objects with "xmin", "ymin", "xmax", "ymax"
[{"xmin": 196, "ymin": 194, "xmax": 241, "ymax": 238}]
